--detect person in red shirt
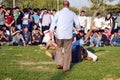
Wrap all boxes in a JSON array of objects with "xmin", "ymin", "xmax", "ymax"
[{"xmin": 5, "ymin": 8, "xmax": 14, "ymax": 29}]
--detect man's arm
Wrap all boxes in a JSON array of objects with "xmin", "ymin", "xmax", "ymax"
[
  {"xmin": 74, "ymin": 14, "xmax": 80, "ymax": 30},
  {"xmin": 84, "ymin": 19, "xmax": 87, "ymax": 27},
  {"xmin": 115, "ymin": 19, "xmax": 120, "ymax": 22},
  {"xmin": 49, "ymin": 12, "xmax": 58, "ymax": 32},
  {"xmin": 49, "ymin": 12, "xmax": 58, "ymax": 37}
]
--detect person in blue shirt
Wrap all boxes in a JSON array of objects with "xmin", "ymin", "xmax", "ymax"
[{"xmin": 111, "ymin": 29, "xmax": 120, "ymax": 46}]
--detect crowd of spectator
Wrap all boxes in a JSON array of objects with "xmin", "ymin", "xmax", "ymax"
[
  {"xmin": 0, "ymin": 5, "xmax": 57, "ymax": 46},
  {"xmin": 0, "ymin": 5, "xmax": 120, "ymax": 47}
]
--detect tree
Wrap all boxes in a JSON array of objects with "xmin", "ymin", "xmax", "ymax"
[
  {"xmin": 2, "ymin": 0, "xmax": 63, "ymax": 10},
  {"xmin": 89, "ymin": 0, "xmax": 114, "ymax": 23}
]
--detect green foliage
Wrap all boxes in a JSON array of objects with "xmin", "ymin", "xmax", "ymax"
[
  {"xmin": 105, "ymin": 4, "xmax": 120, "ymax": 16},
  {"xmin": 70, "ymin": 7, "xmax": 79, "ymax": 14},
  {"xmin": 0, "ymin": 46, "xmax": 120, "ymax": 80},
  {"xmin": 2, "ymin": 0, "xmax": 64, "ymax": 10}
]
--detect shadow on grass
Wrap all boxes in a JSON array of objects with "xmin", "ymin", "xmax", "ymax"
[
  {"xmin": 50, "ymin": 71, "xmax": 67, "ymax": 80},
  {"xmin": 87, "ymin": 47, "xmax": 106, "ymax": 53},
  {"xmin": 50, "ymin": 63, "xmax": 77, "ymax": 80}
]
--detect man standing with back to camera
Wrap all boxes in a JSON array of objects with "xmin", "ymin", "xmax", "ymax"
[{"xmin": 49, "ymin": 0, "xmax": 80, "ymax": 72}]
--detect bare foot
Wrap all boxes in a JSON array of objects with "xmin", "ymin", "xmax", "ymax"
[
  {"xmin": 40, "ymin": 46, "xmax": 46, "ymax": 50},
  {"xmin": 45, "ymin": 51, "xmax": 52, "ymax": 58}
]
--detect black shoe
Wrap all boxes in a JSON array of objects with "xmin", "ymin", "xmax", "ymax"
[
  {"xmin": 64, "ymin": 69, "xmax": 70, "ymax": 73},
  {"xmin": 57, "ymin": 65, "xmax": 63, "ymax": 69}
]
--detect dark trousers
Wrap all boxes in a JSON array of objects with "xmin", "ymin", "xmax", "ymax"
[{"xmin": 42, "ymin": 26, "xmax": 50, "ymax": 33}]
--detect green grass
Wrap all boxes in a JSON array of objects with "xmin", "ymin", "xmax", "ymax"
[{"xmin": 0, "ymin": 46, "xmax": 120, "ymax": 80}]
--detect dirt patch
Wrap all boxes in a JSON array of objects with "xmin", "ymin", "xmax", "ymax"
[
  {"xmin": 15, "ymin": 61, "xmax": 56, "ymax": 71},
  {"xmin": 18, "ymin": 61, "xmax": 55, "ymax": 65},
  {"xmin": 15, "ymin": 54, "xmax": 23, "ymax": 57},
  {"xmin": 4, "ymin": 78, "xmax": 12, "ymax": 80},
  {"xmin": 96, "ymin": 53, "xmax": 105, "ymax": 56},
  {"xmin": 31, "ymin": 66, "xmax": 53, "ymax": 71},
  {"xmin": 8, "ymin": 48, "xmax": 13, "ymax": 50},
  {"xmin": 34, "ymin": 49, "xmax": 42, "ymax": 52},
  {"xmin": 19, "ymin": 64, "xmax": 55, "ymax": 71},
  {"xmin": 102, "ymin": 74, "xmax": 118, "ymax": 80}
]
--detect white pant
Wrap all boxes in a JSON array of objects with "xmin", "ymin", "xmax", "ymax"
[{"xmin": 86, "ymin": 50, "xmax": 98, "ymax": 61}]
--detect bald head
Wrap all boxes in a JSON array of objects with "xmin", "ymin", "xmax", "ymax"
[{"xmin": 63, "ymin": 1, "xmax": 70, "ymax": 8}]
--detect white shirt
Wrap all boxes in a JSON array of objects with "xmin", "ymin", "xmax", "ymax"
[
  {"xmin": 86, "ymin": 50, "xmax": 98, "ymax": 61},
  {"xmin": 42, "ymin": 30, "xmax": 51, "ymax": 43},
  {"xmin": 22, "ymin": 14, "xmax": 29, "ymax": 25},
  {"xmin": 102, "ymin": 19, "xmax": 113, "ymax": 30},
  {"xmin": 50, "ymin": 8, "xmax": 80, "ymax": 39},
  {"xmin": 93, "ymin": 17, "xmax": 104, "ymax": 28},
  {"xmin": 78, "ymin": 15, "xmax": 87, "ymax": 27}
]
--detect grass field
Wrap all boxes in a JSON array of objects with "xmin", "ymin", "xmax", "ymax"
[{"xmin": 0, "ymin": 46, "xmax": 120, "ymax": 80}]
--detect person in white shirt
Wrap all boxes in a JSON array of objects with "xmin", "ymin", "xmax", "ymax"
[
  {"xmin": 85, "ymin": 13, "xmax": 104, "ymax": 42},
  {"xmin": 49, "ymin": 1, "xmax": 80, "ymax": 72},
  {"xmin": 22, "ymin": 8, "xmax": 31, "ymax": 29},
  {"xmin": 102, "ymin": 13, "xmax": 113, "ymax": 30},
  {"xmin": 78, "ymin": 10, "xmax": 87, "ymax": 32},
  {"xmin": 93, "ymin": 13, "xmax": 104, "ymax": 29}
]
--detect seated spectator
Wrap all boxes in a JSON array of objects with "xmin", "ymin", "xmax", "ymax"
[
  {"xmin": 110, "ymin": 29, "xmax": 120, "ymax": 46},
  {"xmin": 22, "ymin": 27, "xmax": 31, "ymax": 45},
  {"xmin": 32, "ymin": 24, "xmax": 41, "ymax": 35},
  {"xmin": 42, "ymin": 27, "xmax": 57, "ymax": 50},
  {"xmin": 42, "ymin": 30, "xmax": 51, "ymax": 44},
  {"xmin": 2, "ymin": 25, "xmax": 10, "ymax": 38},
  {"xmin": 85, "ymin": 13, "xmax": 104, "ymax": 42},
  {"xmin": 103, "ymin": 28, "xmax": 111, "ymax": 39},
  {"xmin": 90, "ymin": 30, "xmax": 101, "ymax": 47},
  {"xmin": 0, "ymin": 29, "xmax": 9, "ymax": 42},
  {"xmin": 45, "ymin": 40, "xmax": 57, "ymax": 50},
  {"xmin": 99, "ymin": 29, "xmax": 110, "ymax": 46},
  {"xmin": 32, "ymin": 29, "xmax": 43, "ymax": 45},
  {"xmin": 12, "ymin": 29, "xmax": 26, "ymax": 46}
]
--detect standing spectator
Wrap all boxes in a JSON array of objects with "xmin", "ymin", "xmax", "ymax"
[
  {"xmin": 51, "ymin": 9, "xmax": 57, "ymax": 22},
  {"xmin": 22, "ymin": 8, "xmax": 31, "ymax": 30},
  {"xmin": 31, "ymin": 9, "xmax": 41, "ymax": 27},
  {"xmin": 103, "ymin": 13, "xmax": 113, "ymax": 30},
  {"xmin": 78, "ymin": 10, "xmax": 87, "ymax": 33},
  {"xmin": 115, "ymin": 11, "xmax": 120, "ymax": 30},
  {"xmin": 13, "ymin": 8, "xmax": 19, "ymax": 23},
  {"xmin": 5, "ymin": 8, "xmax": 14, "ymax": 30},
  {"xmin": 49, "ymin": 1, "xmax": 80, "ymax": 72},
  {"xmin": 0, "ymin": 7, "xmax": 5, "ymax": 28},
  {"xmin": 41, "ymin": 8, "xmax": 51, "ymax": 32},
  {"xmin": 92, "ymin": 13, "xmax": 104, "ymax": 29},
  {"xmin": 16, "ymin": 7, "xmax": 24, "ymax": 30}
]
